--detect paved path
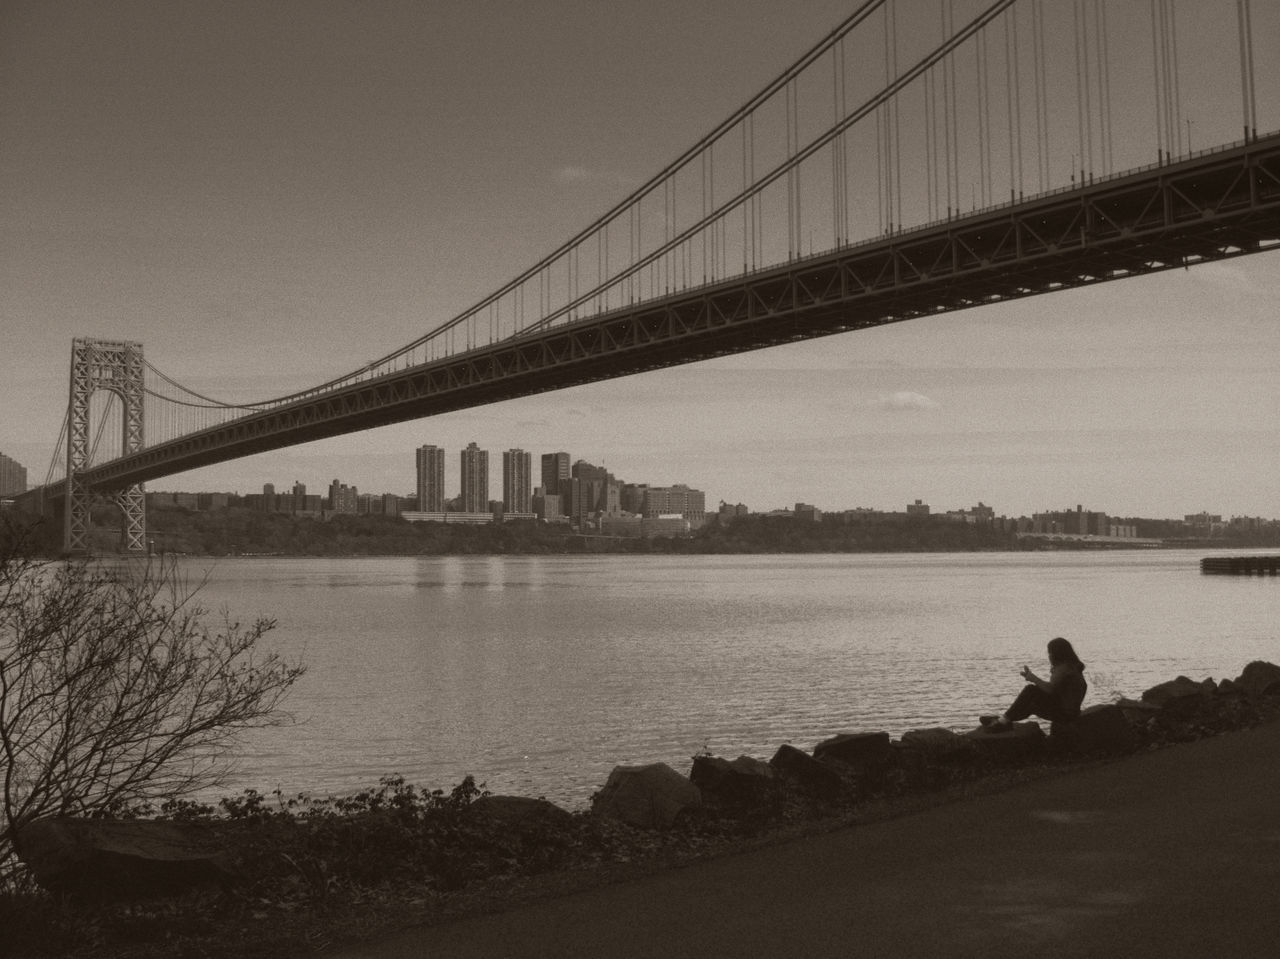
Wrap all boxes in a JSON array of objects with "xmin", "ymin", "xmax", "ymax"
[{"xmin": 331, "ymin": 721, "xmax": 1280, "ymax": 958}]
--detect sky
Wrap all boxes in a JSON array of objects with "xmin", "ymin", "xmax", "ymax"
[{"xmin": 2, "ymin": 0, "xmax": 1278, "ymax": 520}]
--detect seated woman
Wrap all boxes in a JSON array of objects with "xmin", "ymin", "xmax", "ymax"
[{"xmin": 982, "ymin": 637, "xmax": 1087, "ymax": 729}]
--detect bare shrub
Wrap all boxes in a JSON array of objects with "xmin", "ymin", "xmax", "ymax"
[{"xmin": 0, "ymin": 522, "xmax": 304, "ymax": 885}]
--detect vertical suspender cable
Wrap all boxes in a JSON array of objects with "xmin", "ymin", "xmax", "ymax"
[
  {"xmin": 709, "ymin": 144, "xmax": 717, "ymax": 279},
  {"xmin": 663, "ymin": 180, "xmax": 669, "ymax": 293},
  {"xmin": 1096, "ymin": 0, "xmax": 1113, "ymax": 173},
  {"xmin": 788, "ymin": 79, "xmax": 798, "ymax": 250},
  {"xmin": 677, "ymin": 194, "xmax": 684, "ymax": 288},
  {"xmin": 976, "ymin": 30, "xmax": 987, "ymax": 207},
  {"xmin": 840, "ymin": 38, "xmax": 849, "ymax": 244},
  {"xmin": 833, "ymin": 47, "xmax": 840, "ymax": 246},
  {"xmin": 673, "ymin": 173, "xmax": 681, "ymax": 287},
  {"xmin": 791, "ymin": 80, "xmax": 800, "ymax": 256},
  {"xmin": 946, "ymin": 0, "xmax": 958, "ymax": 218},
  {"xmin": 786, "ymin": 83, "xmax": 795, "ymax": 258},
  {"xmin": 1005, "ymin": 7, "xmax": 1018, "ymax": 198},
  {"xmin": 1169, "ymin": 0, "xmax": 1182, "ymax": 156},
  {"xmin": 878, "ymin": 10, "xmax": 886, "ymax": 234},
  {"xmin": 748, "ymin": 113, "xmax": 757, "ymax": 268},
  {"xmin": 701, "ymin": 151, "xmax": 708, "ymax": 280},
  {"xmin": 1237, "ymin": 0, "xmax": 1252, "ymax": 140},
  {"xmin": 839, "ymin": 38, "xmax": 847, "ymax": 245},
  {"xmin": 1074, "ymin": 0, "xmax": 1086, "ymax": 180},
  {"xmin": 1035, "ymin": 0, "xmax": 1049, "ymax": 190},
  {"xmin": 1166, "ymin": 0, "xmax": 1175, "ymax": 156},
  {"xmin": 1081, "ymin": 2, "xmax": 1092, "ymax": 179},
  {"xmin": 892, "ymin": 0, "xmax": 902, "ymax": 233},
  {"xmin": 742, "ymin": 122, "xmax": 749, "ymax": 271},
  {"xmin": 1158, "ymin": 0, "xmax": 1174, "ymax": 160},
  {"xmin": 833, "ymin": 42, "xmax": 843, "ymax": 247},
  {"xmin": 1010, "ymin": 5, "xmax": 1023, "ymax": 197},
  {"xmin": 1241, "ymin": 0, "xmax": 1257, "ymax": 139},
  {"xmin": 1157, "ymin": 0, "xmax": 1167, "ymax": 160},
  {"xmin": 925, "ymin": 69, "xmax": 935, "ymax": 220},
  {"xmin": 941, "ymin": 1, "xmax": 952, "ymax": 217}
]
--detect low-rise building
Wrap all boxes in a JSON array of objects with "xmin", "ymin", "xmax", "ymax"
[
  {"xmin": 641, "ymin": 514, "xmax": 691, "ymax": 538},
  {"xmin": 402, "ymin": 511, "xmax": 495, "ymax": 525},
  {"xmin": 641, "ymin": 485, "xmax": 706, "ymax": 527},
  {"xmin": 794, "ymin": 502, "xmax": 822, "ymax": 522},
  {"xmin": 600, "ymin": 513, "xmax": 643, "ymax": 538},
  {"xmin": 533, "ymin": 489, "xmax": 563, "ymax": 521},
  {"xmin": 0, "ymin": 452, "xmax": 27, "ymax": 497}
]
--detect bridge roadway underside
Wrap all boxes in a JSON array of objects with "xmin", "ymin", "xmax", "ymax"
[{"xmin": 86, "ymin": 133, "xmax": 1280, "ymax": 491}]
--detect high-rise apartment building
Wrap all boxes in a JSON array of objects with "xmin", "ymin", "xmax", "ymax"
[
  {"xmin": 328, "ymin": 479, "xmax": 358, "ymax": 514},
  {"xmin": 560, "ymin": 476, "xmax": 586, "ymax": 527},
  {"xmin": 460, "ymin": 442, "xmax": 489, "ymax": 513},
  {"xmin": 572, "ymin": 459, "xmax": 613, "ymax": 513},
  {"xmin": 503, "ymin": 448, "xmax": 532, "ymax": 514},
  {"xmin": 416, "ymin": 444, "xmax": 446, "ymax": 512},
  {"xmin": 541, "ymin": 451, "xmax": 570, "ymax": 494},
  {"xmin": 0, "ymin": 452, "xmax": 27, "ymax": 497},
  {"xmin": 621, "ymin": 483, "xmax": 649, "ymax": 514}
]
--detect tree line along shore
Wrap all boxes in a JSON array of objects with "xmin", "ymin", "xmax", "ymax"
[{"xmin": 36, "ymin": 503, "xmax": 1280, "ymax": 557}]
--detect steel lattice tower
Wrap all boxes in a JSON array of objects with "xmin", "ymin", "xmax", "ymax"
[{"xmin": 65, "ymin": 338, "xmax": 146, "ymax": 553}]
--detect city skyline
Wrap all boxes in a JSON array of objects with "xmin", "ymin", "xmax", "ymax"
[
  {"xmin": 2, "ymin": 2, "xmax": 1279, "ymax": 520},
  {"xmin": 125, "ymin": 435, "xmax": 1278, "ymax": 526}
]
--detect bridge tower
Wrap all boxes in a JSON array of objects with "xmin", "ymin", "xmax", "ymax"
[{"xmin": 65, "ymin": 338, "xmax": 146, "ymax": 553}]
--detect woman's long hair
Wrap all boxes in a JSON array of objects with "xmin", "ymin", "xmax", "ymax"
[{"xmin": 1047, "ymin": 636, "xmax": 1085, "ymax": 671}]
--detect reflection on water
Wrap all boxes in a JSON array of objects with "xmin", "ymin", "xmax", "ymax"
[{"xmin": 180, "ymin": 552, "xmax": 1279, "ymax": 808}]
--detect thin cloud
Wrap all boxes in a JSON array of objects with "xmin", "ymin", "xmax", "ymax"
[
  {"xmin": 554, "ymin": 165, "xmax": 635, "ymax": 188},
  {"xmin": 871, "ymin": 391, "xmax": 938, "ymax": 411},
  {"xmin": 555, "ymin": 165, "xmax": 594, "ymax": 183}
]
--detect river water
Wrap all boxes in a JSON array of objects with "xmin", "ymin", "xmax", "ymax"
[{"xmin": 177, "ymin": 551, "xmax": 1279, "ymax": 809}]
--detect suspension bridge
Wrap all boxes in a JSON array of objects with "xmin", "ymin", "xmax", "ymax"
[{"xmin": 13, "ymin": 0, "xmax": 1280, "ymax": 552}]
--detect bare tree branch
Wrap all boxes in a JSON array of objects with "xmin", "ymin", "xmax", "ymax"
[{"xmin": 0, "ymin": 521, "xmax": 304, "ymax": 883}]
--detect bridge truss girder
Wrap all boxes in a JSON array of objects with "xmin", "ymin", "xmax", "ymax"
[
  {"xmin": 66, "ymin": 338, "xmax": 146, "ymax": 553},
  {"xmin": 79, "ymin": 133, "xmax": 1280, "ymax": 492}
]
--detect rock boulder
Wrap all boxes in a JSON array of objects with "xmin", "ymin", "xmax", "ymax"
[
  {"xmin": 1141, "ymin": 675, "xmax": 1215, "ymax": 711},
  {"xmin": 1115, "ymin": 697, "xmax": 1162, "ymax": 725},
  {"xmin": 768, "ymin": 744, "xmax": 846, "ymax": 801},
  {"xmin": 1237, "ymin": 661, "xmax": 1280, "ymax": 699},
  {"xmin": 898, "ymin": 727, "xmax": 979, "ymax": 761},
  {"xmin": 591, "ymin": 763, "xmax": 700, "ymax": 829},
  {"xmin": 1050, "ymin": 703, "xmax": 1139, "ymax": 755},
  {"xmin": 813, "ymin": 731, "xmax": 893, "ymax": 771},
  {"xmin": 689, "ymin": 755, "xmax": 778, "ymax": 807},
  {"xmin": 468, "ymin": 795, "xmax": 574, "ymax": 827},
  {"xmin": 15, "ymin": 817, "xmax": 233, "ymax": 899},
  {"xmin": 963, "ymin": 721, "xmax": 1046, "ymax": 761}
]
